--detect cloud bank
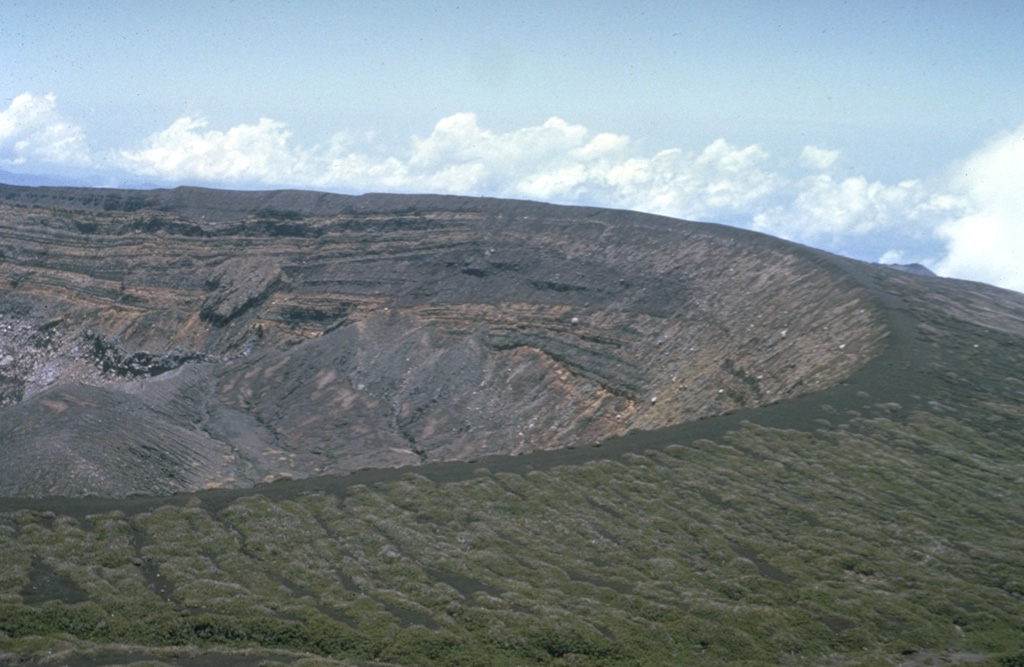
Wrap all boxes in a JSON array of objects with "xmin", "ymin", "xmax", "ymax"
[
  {"xmin": 2, "ymin": 93, "xmax": 1022, "ymax": 293},
  {"xmin": 117, "ymin": 116, "xmax": 306, "ymax": 184},
  {"xmin": 936, "ymin": 126, "xmax": 1024, "ymax": 293},
  {"xmin": 115, "ymin": 112, "xmax": 786, "ymax": 221},
  {"xmin": 0, "ymin": 93, "xmax": 90, "ymax": 167}
]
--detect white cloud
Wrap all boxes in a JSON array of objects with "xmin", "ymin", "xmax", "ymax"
[
  {"xmin": 116, "ymin": 116, "xmax": 310, "ymax": 182},
  {"xmin": 935, "ymin": 125, "xmax": 1024, "ymax": 292},
  {"xmin": 401, "ymin": 113, "xmax": 628, "ymax": 196},
  {"xmin": 0, "ymin": 93, "xmax": 90, "ymax": 166},
  {"xmin": 571, "ymin": 132, "xmax": 630, "ymax": 161},
  {"xmin": 410, "ymin": 114, "xmax": 590, "ymax": 171},
  {"xmin": 878, "ymin": 249, "xmax": 905, "ymax": 265},
  {"xmin": 799, "ymin": 145, "xmax": 840, "ymax": 170},
  {"xmin": 751, "ymin": 175, "xmax": 962, "ymax": 243},
  {"xmin": 589, "ymin": 140, "xmax": 784, "ymax": 220}
]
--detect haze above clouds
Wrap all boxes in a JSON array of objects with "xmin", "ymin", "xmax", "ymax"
[{"xmin": 2, "ymin": 1, "xmax": 1023, "ymax": 292}]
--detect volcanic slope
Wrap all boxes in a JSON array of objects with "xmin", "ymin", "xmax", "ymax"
[
  {"xmin": 2, "ymin": 185, "xmax": 1024, "ymax": 665},
  {"xmin": 0, "ymin": 185, "xmax": 887, "ymax": 497}
]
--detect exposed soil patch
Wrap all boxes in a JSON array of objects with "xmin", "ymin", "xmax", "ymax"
[{"xmin": 21, "ymin": 557, "xmax": 90, "ymax": 604}]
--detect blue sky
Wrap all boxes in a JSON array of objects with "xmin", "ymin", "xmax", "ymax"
[{"xmin": 2, "ymin": 1, "xmax": 1023, "ymax": 291}]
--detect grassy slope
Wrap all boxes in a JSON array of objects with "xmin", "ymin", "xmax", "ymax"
[{"xmin": 1, "ymin": 268, "xmax": 1023, "ymax": 666}]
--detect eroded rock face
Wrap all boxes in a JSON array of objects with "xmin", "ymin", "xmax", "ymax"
[{"xmin": 0, "ymin": 185, "xmax": 888, "ymax": 497}]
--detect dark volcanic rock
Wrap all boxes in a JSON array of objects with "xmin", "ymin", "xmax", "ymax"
[
  {"xmin": 199, "ymin": 256, "xmax": 284, "ymax": 325},
  {"xmin": 882, "ymin": 262, "xmax": 937, "ymax": 277},
  {"xmin": 0, "ymin": 383, "xmax": 226, "ymax": 497},
  {"xmin": 85, "ymin": 332, "xmax": 208, "ymax": 378},
  {"xmin": 0, "ymin": 184, "xmax": 891, "ymax": 497}
]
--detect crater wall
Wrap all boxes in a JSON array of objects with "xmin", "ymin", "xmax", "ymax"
[{"xmin": 0, "ymin": 186, "xmax": 888, "ymax": 496}]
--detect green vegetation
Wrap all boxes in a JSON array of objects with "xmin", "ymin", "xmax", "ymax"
[{"xmin": 2, "ymin": 395, "xmax": 1023, "ymax": 665}]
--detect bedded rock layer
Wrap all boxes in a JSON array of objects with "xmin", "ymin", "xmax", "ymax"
[{"xmin": 0, "ymin": 185, "xmax": 887, "ymax": 496}]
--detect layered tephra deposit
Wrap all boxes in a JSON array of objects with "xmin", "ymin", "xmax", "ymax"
[{"xmin": 0, "ymin": 185, "xmax": 887, "ymax": 496}]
